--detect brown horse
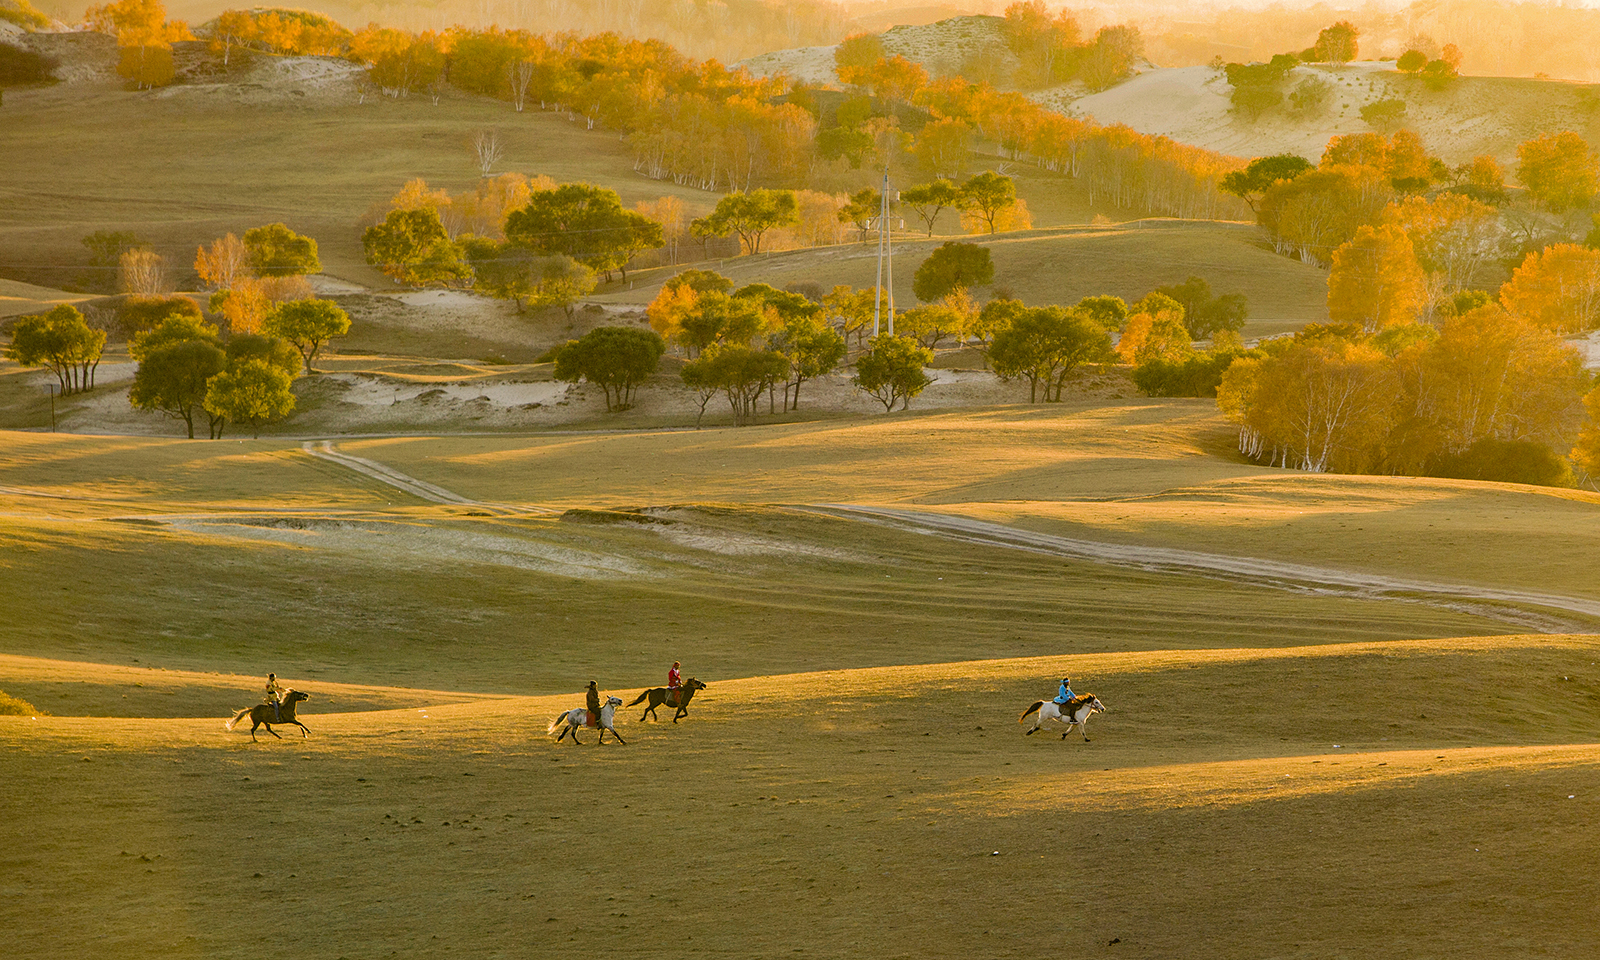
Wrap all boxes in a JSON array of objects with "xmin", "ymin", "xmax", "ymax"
[
  {"xmin": 627, "ymin": 678, "xmax": 706, "ymax": 722},
  {"xmin": 226, "ymin": 690, "xmax": 310, "ymax": 742}
]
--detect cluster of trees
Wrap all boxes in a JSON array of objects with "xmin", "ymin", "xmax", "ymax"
[
  {"xmin": 193, "ymin": 223, "xmax": 321, "ymax": 333},
  {"xmin": 1217, "ymin": 310, "xmax": 1594, "ymax": 484},
  {"xmin": 997, "ymin": 1, "xmax": 1144, "ymax": 91},
  {"xmin": 84, "ymin": 0, "xmax": 189, "ymax": 89},
  {"xmin": 362, "ymin": 180, "xmax": 663, "ymax": 306},
  {"xmin": 3, "ymin": 305, "xmax": 105, "ymax": 396},
  {"xmin": 123, "ymin": 299, "xmax": 348, "ymax": 438}
]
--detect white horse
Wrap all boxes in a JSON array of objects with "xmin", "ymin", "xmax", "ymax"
[
  {"xmin": 1019, "ymin": 695, "xmax": 1106, "ymax": 741},
  {"xmin": 548, "ymin": 695, "xmax": 626, "ymax": 744}
]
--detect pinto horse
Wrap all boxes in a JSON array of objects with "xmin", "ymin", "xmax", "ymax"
[
  {"xmin": 627, "ymin": 678, "xmax": 706, "ymax": 722},
  {"xmin": 226, "ymin": 690, "xmax": 311, "ymax": 742},
  {"xmin": 1019, "ymin": 694, "xmax": 1106, "ymax": 741},
  {"xmin": 549, "ymin": 695, "xmax": 625, "ymax": 744}
]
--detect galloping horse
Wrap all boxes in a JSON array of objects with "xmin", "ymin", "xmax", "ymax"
[
  {"xmin": 549, "ymin": 695, "xmax": 625, "ymax": 744},
  {"xmin": 627, "ymin": 678, "xmax": 706, "ymax": 722},
  {"xmin": 1019, "ymin": 694, "xmax": 1106, "ymax": 741},
  {"xmin": 226, "ymin": 690, "xmax": 311, "ymax": 742}
]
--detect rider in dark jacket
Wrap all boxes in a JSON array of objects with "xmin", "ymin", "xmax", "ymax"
[{"xmin": 586, "ymin": 681, "xmax": 601, "ymax": 726}]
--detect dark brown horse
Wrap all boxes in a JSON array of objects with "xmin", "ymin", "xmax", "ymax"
[
  {"xmin": 627, "ymin": 678, "xmax": 706, "ymax": 722},
  {"xmin": 226, "ymin": 690, "xmax": 310, "ymax": 742}
]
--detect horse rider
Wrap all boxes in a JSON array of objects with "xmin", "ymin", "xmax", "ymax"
[
  {"xmin": 1053, "ymin": 676, "xmax": 1075, "ymax": 718},
  {"xmin": 264, "ymin": 672, "xmax": 286, "ymax": 722},
  {"xmin": 586, "ymin": 680, "xmax": 601, "ymax": 728},
  {"xmin": 667, "ymin": 661, "xmax": 682, "ymax": 705}
]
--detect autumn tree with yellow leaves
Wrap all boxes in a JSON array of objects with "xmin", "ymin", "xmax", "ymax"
[{"xmin": 1327, "ymin": 225, "xmax": 1425, "ymax": 331}]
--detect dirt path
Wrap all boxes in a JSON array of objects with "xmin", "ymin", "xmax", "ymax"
[
  {"xmin": 302, "ymin": 440, "xmax": 553, "ymax": 515},
  {"xmin": 811, "ymin": 504, "xmax": 1600, "ymax": 634}
]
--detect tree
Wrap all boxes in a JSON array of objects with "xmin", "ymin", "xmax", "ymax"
[
  {"xmin": 130, "ymin": 338, "xmax": 227, "ymax": 439},
  {"xmin": 911, "ymin": 119, "xmax": 973, "ymax": 181},
  {"xmin": 1499, "ymin": 244, "xmax": 1600, "ymax": 334},
  {"xmin": 679, "ymin": 342, "xmax": 790, "ymax": 425},
  {"xmin": 913, "ymin": 242, "xmax": 994, "ymax": 302},
  {"xmin": 553, "ymin": 326, "xmax": 666, "ymax": 412},
  {"xmin": 119, "ymin": 294, "xmax": 202, "ymax": 337},
  {"xmin": 203, "ymin": 360, "xmax": 296, "ymax": 438},
  {"xmin": 362, "ymin": 208, "xmax": 467, "ymax": 287},
  {"xmin": 1314, "ymin": 21, "xmax": 1359, "ymax": 67},
  {"xmin": 1154, "ymin": 276, "xmax": 1249, "ymax": 339},
  {"xmin": 957, "ymin": 171, "xmax": 1018, "ymax": 235},
  {"xmin": 194, "ymin": 233, "xmax": 251, "ymax": 291},
  {"xmin": 1115, "ymin": 295, "xmax": 1193, "ymax": 365},
  {"xmin": 1231, "ymin": 84, "xmax": 1283, "ymax": 121},
  {"xmin": 225, "ymin": 332, "xmax": 301, "ymax": 378},
  {"xmin": 1381, "ymin": 193, "xmax": 1501, "ymax": 293},
  {"xmin": 838, "ymin": 188, "xmax": 880, "ymax": 242},
  {"xmin": 770, "ymin": 312, "xmax": 845, "ymax": 411},
  {"xmin": 262, "ymin": 299, "xmax": 350, "ymax": 373},
  {"xmin": 695, "ymin": 190, "xmax": 799, "ymax": 255},
  {"xmin": 473, "ymin": 129, "xmax": 504, "ymax": 177},
  {"xmin": 902, "ymin": 180, "xmax": 963, "ymax": 238},
  {"xmin": 527, "ymin": 256, "xmax": 597, "ymax": 317},
  {"xmin": 243, "ymin": 223, "xmax": 321, "ymax": 276},
  {"xmin": 130, "ymin": 312, "xmax": 219, "ymax": 362},
  {"xmin": 853, "ymin": 334, "xmax": 933, "ymax": 412},
  {"xmin": 505, "ymin": 183, "xmax": 664, "ymax": 280},
  {"xmin": 1420, "ymin": 58, "xmax": 1459, "ymax": 91},
  {"xmin": 1359, "ymin": 99, "xmax": 1407, "ymax": 134},
  {"xmin": 1074, "ymin": 295, "xmax": 1129, "ymax": 330},
  {"xmin": 4, "ymin": 305, "xmax": 106, "ymax": 395},
  {"xmin": 1517, "ymin": 132, "xmax": 1600, "ymax": 211},
  {"xmin": 118, "ymin": 248, "xmax": 167, "ymax": 297},
  {"xmin": 1327, "ymin": 225, "xmax": 1425, "ymax": 331},
  {"xmin": 1397, "ymin": 50, "xmax": 1428, "ymax": 73},
  {"xmin": 986, "ymin": 305, "xmax": 1111, "ymax": 402},
  {"xmin": 80, "ymin": 230, "xmax": 147, "ymax": 292}
]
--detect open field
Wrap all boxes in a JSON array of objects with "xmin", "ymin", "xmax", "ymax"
[{"xmin": 5, "ymin": 399, "xmax": 1600, "ymax": 956}]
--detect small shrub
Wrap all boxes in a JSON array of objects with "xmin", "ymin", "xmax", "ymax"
[
  {"xmin": 0, "ymin": 689, "xmax": 43, "ymax": 716},
  {"xmin": 1133, "ymin": 350, "xmax": 1249, "ymax": 397}
]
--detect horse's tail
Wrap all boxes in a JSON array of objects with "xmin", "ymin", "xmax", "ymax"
[
  {"xmin": 626, "ymin": 690, "xmax": 651, "ymax": 707},
  {"xmin": 224, "ymin": 708, "xmax": 251, "ymax": 732},
  {"xmin": 546, "ymin": 712, "xmax": 568, "ymax": 736},
  {"xmin": 1019, "ymin": 701, "xmax": 1044, "ymax": 723}
]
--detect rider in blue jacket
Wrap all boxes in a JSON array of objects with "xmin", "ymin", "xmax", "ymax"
[{"xmin": 1053, "ymin": 676, "xmax": 1075, "ymax": 715}]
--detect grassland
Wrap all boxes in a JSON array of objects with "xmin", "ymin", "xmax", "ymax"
[{"xmin": 5, "ymin": 399, "xmax": 1600, "ymax": 957}]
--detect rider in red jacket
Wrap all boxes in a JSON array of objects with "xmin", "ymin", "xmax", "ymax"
[{"xmin": 667, "ymin": 662, "xmax": 682, "ymax": 704}]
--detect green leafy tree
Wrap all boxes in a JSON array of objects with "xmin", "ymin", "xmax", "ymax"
[
  {"xmin": 853, "ymin": 334, "xmax": 934, "ymax": 411},
  {"xmin": 912, "ymin": 241, "xmax": 994, "ymax": 302},
  {"xmin": 987, "ymin": 305, "xmax": 1112, "ymax": 402},
  {"xmin": 1074, "ymin": 294, "xmax": 1130, "ymax": 330},
  {"xmin": 693, "ymin": 190, "xmax": 799, "ymax": 255},
  {"xmin": 462, "ymin": 237, "xmax": 538, "ymax": 305},
  {"xmin": 203, "ymin": 359, "xmax": 296, "ymax": 438},
  {"xmin": 1314, "ymin": 21, "xmax": 1359, "ymax": 66},
  {"xmin": 527, "ymin": 255, "xmax": 597, "ymax": 317},
  {"xmin": 1220, "ymin": 154, "xmax": 1314, "ymax": 212},
  {"xmin": 838, "ymin": 188, "xmax": 880, "ymax": 242},
  {"xmin": 262, "ymin": 298, "xmax": 350, "ymax": 373},
  {"xmin": 679, "ymin": 342, "xmax": 790, "ymax": 425},
  {"xmin": 552, "ymin": 326, "xmax": 666, "ymax": 412},
  {"xmin": 117, "ymin": 294, "xmax": 202, "ymax": 336},
  {"xmin": 957, "ymin": 171, "xmax": 1018, "ymax": 235},
  {"xmin": 1153, "ymin": 276, "xmax": 1250, "ymax": 338},
  {"xmin": 4, "ymin": 305, "xmax": 106, "ymax": 395},
  {"xmin": 225, "ymin": 332, "xmax": 302, "ymax": 377},
  {"xmin": 80, "ymin": 230, "xmax": 148, "ymax": 292},
  {"xmin": 770, "ymin": 312, "xmax": 846, "ymax": 411},
  {"xmin": 243, "ymin": 223, "xmax": 321, "ymax": 276},
  {"xmin": 674, "ymin": 291, "xmax": 770, "ymax": 355},
  {"xmin": 901, "ymin": 179, "xmax": 963, "ymax": 237},
  {"xmin": 504, "ymin": 182, "xmax": 664, "ymax": 280},
  {"xmin": 130, "ymin": 338, "xmax": 228, "ymax": 438},
  {"xmin": 1420, "ymin": 58, "xmax": 1459, "ymax": 91},
  {"xmin": 363, "ymin": 208, "xmax": 467, "ymax": 287},
  {"xmin": 1396, "ymin": 50, "xmax": 1428, "ymax": 73},
  {"xmin": 130, "ymin": 313, "xmax": 219, "ymax": 362}
]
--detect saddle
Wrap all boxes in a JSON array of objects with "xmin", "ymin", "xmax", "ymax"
[
  {"xmin": 665, "ymin": 688, "xmax": 681, "ymax": 708},
  {"xmin": 585, "ymin": 710, "xmax": 598, "ymax": 728}
]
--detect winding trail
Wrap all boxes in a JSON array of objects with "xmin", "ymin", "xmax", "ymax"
[{"xmin": 812, "ymin": 504, "xmax": 1600, "ymax": 633}]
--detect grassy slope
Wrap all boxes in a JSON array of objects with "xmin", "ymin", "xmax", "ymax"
[
  {"xmin": 3, "ymin": 639, "xmax": 1599, "ymax": 959},
  {"xmin": 0, "ymin": 72, "xmax": 1330, "ymax": 327}
]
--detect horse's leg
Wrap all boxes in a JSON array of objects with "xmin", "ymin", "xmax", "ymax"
[
  {"xmin": 250, "ymin": 720, "xmax": 261, "ymax": 743},
  {"xmin": 610, "ymin": 726, "xmax": 625, "ymax": 744},
  {"xmin": 265, "ymin": 723, "xmax": 283, "ymax": 740},
  {"xmin": 292, "ymin": 720, "xmax": 310, "ymax": 739}
]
